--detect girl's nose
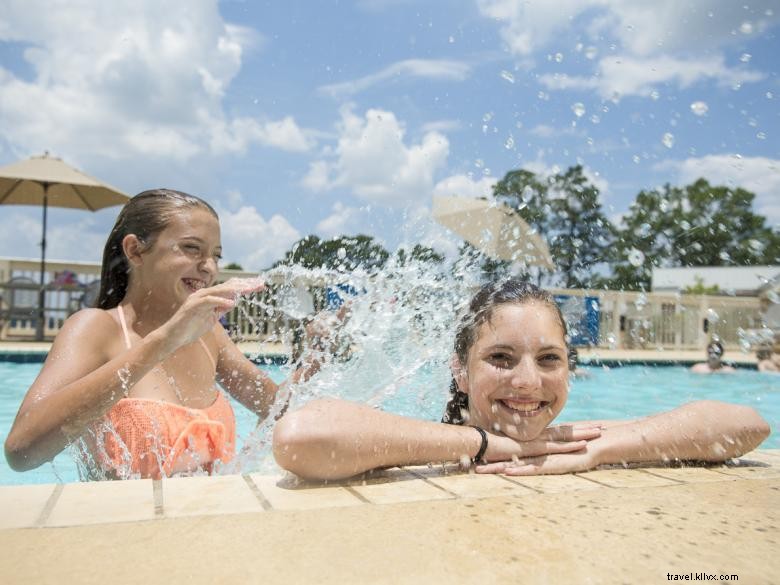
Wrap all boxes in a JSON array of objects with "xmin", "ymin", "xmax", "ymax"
[
  {"xmin": 509, "ymin": 358, "xmax": 541, "ymax": 390},
  {"xmin": 199, "ymin": 256, "xmax": 218, "ymax": 277}
]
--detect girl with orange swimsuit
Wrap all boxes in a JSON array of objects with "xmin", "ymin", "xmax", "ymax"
[{"xmin": 5, "ymin": 189, "xmax": 316, "ymax": 479}]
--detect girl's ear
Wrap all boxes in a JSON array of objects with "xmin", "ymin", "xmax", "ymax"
[
  {"xmin": 122, "ymin": 234, "xmax": 145, "ymax": 267},
  {"xmin": 450, "ymin": 354, "xmax": 468, "ymax": 394}
]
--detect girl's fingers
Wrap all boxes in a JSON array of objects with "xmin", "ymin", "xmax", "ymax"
[
  {"xmin": 545, "ymin": 440, "xmax": 588, "ymax": 454},
  {"xmin": 474, "ymin": 462, "xmax": 509, "ymax": 474},
  {"xmin": 542, "ymin": 424, "xmax": 601, "ymax": 441}
]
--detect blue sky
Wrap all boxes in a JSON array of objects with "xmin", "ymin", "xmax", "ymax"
[{"xmin": 1, "ymin": 0, "xmax": 778, "ymax": 270}]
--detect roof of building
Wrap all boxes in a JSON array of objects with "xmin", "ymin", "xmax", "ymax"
[{"xmin": 652, "ymin": 265, "xmax": 780, "ymax": 295}]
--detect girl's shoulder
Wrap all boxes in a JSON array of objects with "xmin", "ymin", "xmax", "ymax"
[{"xmin": 56, "ymin": 308, "xmax": 122, "ymax": 347}]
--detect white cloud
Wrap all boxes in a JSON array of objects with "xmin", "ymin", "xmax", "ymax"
[
  {"xmin": 0, "ymin": 0, "xmax": 313, "ymax": 162},
  {"xmin": 432, "ymin": 174, "xmax": 497, "ymax": 199},
  {"xmin": 529, "ymin": 124, "xmax": 583, "ymax": 138},
  {"xmin": 315, "ymin": 202, "xmax": 368, "ymax": 238},
  {"xmin": 303, "ymin": 106, "xmax": 450, "ymax": 207},
  {"xmin": 477, "ymin": 0, "xmax": 780, "ymax": 57},
  {"xmin": 478, "ymin": 0, "xmax": 777, "ymax": 98},
  {"xmin": 539, "ymin": 54, "xmax": 764, "ymax": 100},
  {"xmin": 318, "ymin": 59, "xmax": 471, "ymax": 97},
  {"xmin": 656, "ymin": 155, "xmax": 780, "ymax": 226},
  {"xmin": 218, "ymin": 205, "xmax": 301, "ymax": 270}
]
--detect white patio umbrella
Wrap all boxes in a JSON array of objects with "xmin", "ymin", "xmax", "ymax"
[
  {"xmin": 0, "ymin": 153, "xmax": 130, "ymax": 340},
  {"xmin": 432, "ymin": 194, "xmax": 554, "ymax": 270}
]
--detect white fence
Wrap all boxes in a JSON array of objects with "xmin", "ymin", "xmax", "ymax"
[{"xmin": 0, "ymin": 257, "xmax": 764, "ymax": 351}]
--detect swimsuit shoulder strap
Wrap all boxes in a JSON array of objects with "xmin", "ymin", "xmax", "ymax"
[
  {"xmin": 116, "ymin": 305, "xmax": 133, "ymax": 350},
  {"xmin": 198, "ymin": 338, "xmax": 217, "ymax": 370}
]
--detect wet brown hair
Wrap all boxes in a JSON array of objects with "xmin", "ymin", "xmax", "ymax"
[
  {"xmin": 96, "ymin": 189, "xmax": 218, "ymax": 309},
  {"xmin": 442, "ymin": 279, "xmax": 569, "ymax": 425}
]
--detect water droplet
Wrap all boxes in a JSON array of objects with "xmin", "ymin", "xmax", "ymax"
[
  {"xmin": 662, "ymin": 133, "xmax": 675, "ymax": 148},
  {"xmin": 757, "ymin": 132, "xmax": 767, "ymax": 140},
  {"xmin": 448, "ymin": 35, "xmax": 455, "ymax": 43},
  {"xmin": 585, "ymin": 46, "xmax": 597, "ymax": 60},
  {"xmin": 482, "ymin": 112, "xmax": 493, "ymax": 122},
  {"xmin": 554, "ymin": 52, "xmax": 563, "ymax": 63},
  {"xmin": 690, "ymin": 101, "xmax": 708, "ymax": 116},
  {"xmin": 500, "ymin": 70, "xmax": 515, "ymax": 84},
  {"xmin": 606, "ymin": 333, "xmax": 617, "ymax": 349},
  {"xmin": 571, "ymin": 102, "xmax": 586, "ymax": 117},
  {"xmin": 632, "ymin": 155, "xmax": 640, "ymax": 164},
  {"xmin": 739, "ymin": 21, "xmax": 753, "ymax": 34},
  {"xmin": 767, "ymin": 290, "xmax": 780, "ymax": 304},
  {"xmin": 628, "ymin": 248, "xmax": 645, "ymax": 267},
  {"xmin": 749, "ymin": 239, "xmax": 764, "ymax": 252},
  {"xmin": 521, "ymin": 185, "xmax": 534, "ymax": 203},
  {"xmin": 706, "ymin": 308, "xmax": 720, "ymax": 324},
  {"xmin": 650, "ymin": 90, "xmax": 660, "ymax": 101},
  {"xmin": 635, "ymin": 293, "xmax": 647, "ymax": 310},
  {"xmin": 590, "ymin": 114, "xmax": 600, "ymax": 124},
  {"xmin": 504, "ymin": 136, "xmax": 515, "ymax": 149},
  {"xmin": 767, "ymin": 91, "xmax": 774, "ymax": 99},
  {"xmin": 474, "ymin": 158, "xmax": 484, "ymax": 168},
  {"xmin": 659, "ymin": 199, "xmax": 669, "ymax": 212},
  {"xmin": 337, "ymin": 247, "xmax": 347, "ymax": 259},
  {"xmin": 638, "ymin": 223, "xmax": 651, "ymax": 237},
  {"xmin": 740, "ymin": 53, "xmax": 752, "ymax": 63}
]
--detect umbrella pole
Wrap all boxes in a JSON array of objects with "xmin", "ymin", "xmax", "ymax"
[{"xmin": 36, "ymin": 185, "xmax": 49, "ymax": 341}]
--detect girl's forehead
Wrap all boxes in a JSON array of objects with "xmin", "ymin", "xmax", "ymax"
[
  {"xmin": 476, "ymin": 302, "xmax": 565, "ymax": 342},
  {"xmin": 164, "ymin": 208, "xmax": 220, "ymax": 236}
]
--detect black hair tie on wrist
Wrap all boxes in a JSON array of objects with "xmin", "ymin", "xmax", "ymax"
[{"xmin": 470, "ymin": 425, "xmax": 488, "ymax": 465}]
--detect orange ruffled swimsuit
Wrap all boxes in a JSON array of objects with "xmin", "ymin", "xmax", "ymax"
[{"xmin": 90, "ymin": 306, "xmax": 236, "ymax": 480}]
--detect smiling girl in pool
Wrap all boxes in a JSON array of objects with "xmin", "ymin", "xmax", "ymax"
[
  {"xmin": 5, "ymin": 189, "xmax": 319, "ymax": 479},
  {"xmin": 273, "ymin": 279, "xmax": 770, "ymax": 480}
]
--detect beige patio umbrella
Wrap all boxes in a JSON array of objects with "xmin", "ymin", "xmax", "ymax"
[
  {"xmin": 432, "ymin": 194, "xmax": 554, "ymax": 270},
  {"xmin": 0, "ymin": 153, "xmax": 130, "ymax": 340}
]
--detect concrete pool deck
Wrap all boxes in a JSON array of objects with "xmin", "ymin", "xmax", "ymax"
[{"xmin": 0, "ymin": 450, "xmax": 778, "ymax": 584}]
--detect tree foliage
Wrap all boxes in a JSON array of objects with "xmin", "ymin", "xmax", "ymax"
[
  {"xmin": 275, "ymin": 234, "xmax": 390, "ymax": 271},
  {"xmin": 493, "ymin": 165, "xmax": 612, "ymax": 288}
]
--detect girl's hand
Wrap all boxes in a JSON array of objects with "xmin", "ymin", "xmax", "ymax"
[
  {"xmin": 157, "ymin": 278, "xmax": 265, "ymax": 350},
  {"xmin": 474, "ymin": 447, "xmax": 600, "ymax": 476},
  {"xmin": 484, "ymin": 423, "xmax": 602, "ymax": 464}
]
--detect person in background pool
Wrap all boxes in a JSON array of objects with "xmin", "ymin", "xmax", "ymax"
[
  {"xmin": 272, "ymin": 279, "xmax": 770, "ymax": 480},
  {"xmin": 756, "ymin": 345, "xmax": 779, "ymax": 373},
  {"xmin": 4, "ymin": 189, "xmax": 320, "ymax": 479},
  {"xmin": 690, "ymin": 338, "xmax": 736, "ymax": 374}
]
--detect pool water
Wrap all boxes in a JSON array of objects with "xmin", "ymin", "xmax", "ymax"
[{"xmin": 1, "ymin": 361, "xmax": 777, "ymax": 485}]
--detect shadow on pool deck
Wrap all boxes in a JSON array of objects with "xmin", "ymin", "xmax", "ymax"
[{"xmin": 0, "ymin": 450, "xmax": 778, "ymax": 584}]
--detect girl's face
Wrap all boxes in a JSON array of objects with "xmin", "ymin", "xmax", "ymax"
[
  {"xmin": 458, "ymin": 302, "xmax": 569, "ymax": 441},
  {"xmin": 136, "ymin": 207, "xmax": 222, "ymax": 305}
]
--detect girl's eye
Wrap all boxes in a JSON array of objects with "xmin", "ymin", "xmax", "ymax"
[
  {"xmin": 540, "ymin": 354, "xmax": 561, "ymax": 364},
  {"xmin": 489, "ymin": 354, "xmax": 512, "ymax": 367}
]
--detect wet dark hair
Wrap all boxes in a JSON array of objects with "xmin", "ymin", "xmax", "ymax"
[
  {"xmin": 442, "ymin": 279, "xmax": 569, "ymax": 425},
  {"xmin": 706, "ymin": 339, "xmax": 724, "ymax": 358},
  {"xmin": 96, "ymin": 189, "xmax": 218, "ymax": 309}
]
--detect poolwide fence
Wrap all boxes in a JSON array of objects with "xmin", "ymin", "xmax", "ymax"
[{"xmin": 0, "ymin": 256, "xmax": 764, "ymax": 352}]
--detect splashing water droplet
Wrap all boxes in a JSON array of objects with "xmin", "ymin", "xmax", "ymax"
[
  {"xmin": 482, "ymin": 112, "xmax": 493, "ymax": 122},
  {"xmin": 571, "ymin": 102, "xmax": 586, "ymax": 117},
  {"xmin": 662, "ymin": 133, "xmax": 675, "ymax": 148},
  {"xmin": 690, "ymin": 101, "xmax": 708, "ymax": 116},
  {"xmin": 739, "ymin": 21, "xmax": 753, "ymax": 34},
  {"xmin": 706, "ymin": 308, "xmax": 720, "ymax": 324},
  {"xmin": 650, "ymin": 90, "xmax": 660, "ymax": 101},
  {"xmin": 554, "ymin": 52, "xmax": 563, "ymax": 63},
  {"xmin": 628, "ymin": 248, "xmax": 645, "ymax": 267},
  {"xmin": 500, "ymin": 70, "xmax": 515, "ymax": 84},
  {"xmin": 585, "ymin": 46, "xmax": 597, "ymax": 60},
  {"xmin": 504, "ymin": 136, "xmax": 515, "ymax": 149},
  {"xmin": 740, "ymin": 53, "xmax": 752, "ymax": 63},
  {"xmin": 521, "ymin": 185, "xmax": 534, "ymax": 203},
  {"xmin": 337, "ymin": 247, "xmax": 347, "ymax": 260},
  {"xmin": 757, "ymin": 132, "xmax": 767, "ymax": 140}
]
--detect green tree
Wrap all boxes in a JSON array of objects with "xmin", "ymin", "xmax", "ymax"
[
  {"xmin": 610, "ymin": 179, "xmax": 780, "ymax": 290},
  {"xmin": 223, "ymin": 262, "xmax": 244, "ymax": 271},
  {"xmin": 276, "ymin": 234, "xmax": 390, "ymax": 271},
  {"xmin": 395, "ymin": 244, "xmax": 445, "ymax": 265},
  {"xmin": 493, "ymin": 165, "xmax": 613, "ymax": 288}
]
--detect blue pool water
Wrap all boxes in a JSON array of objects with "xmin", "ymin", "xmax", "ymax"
[{"xmin": 1, "ymin": 360, "xmax": 778, "ymax": 485}]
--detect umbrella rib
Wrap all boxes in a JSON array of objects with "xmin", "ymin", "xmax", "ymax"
[
  {"xmin": 71, "ymin": 185, "xmax": 96, "ymax": 211},
  {"xmin": 0, "ymin": 179, "xmax": 23, "ymax": 204}
]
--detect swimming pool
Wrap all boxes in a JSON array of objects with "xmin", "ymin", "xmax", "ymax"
[{"xmin": 1, "ymin": 360, "xmax": 777, "ymax": 485}]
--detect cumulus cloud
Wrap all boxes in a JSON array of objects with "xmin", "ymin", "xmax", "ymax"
[
  {"xmin": 0, "ymin": 0, "xmax": 313, "ymax": 162},
  {"xmin": 315, "ymin": 202, "xmax": 370, "ymax": 238},
  {"xmin": 318, "ymin": 59, "xmax": 471, "ymax": 97},
  {"xmin": 656, "ymin": 155, "xmax": 780, "ymax": 225},
  {"xmin": 432, "ymin": 174, "xmax": 497, "ymax": 199},
  {"xmin": 539, "ymin": 54, "xmax": 764, "ymax": 100},
  {"xmin": 218, "ymin": 205, "xmax": 301, "ymax": 270},
  {"xmin": 303, "ymin": 106, "xmax": 450, "ymax": 207},
  {"xmin": 478, "ymin": 0, "xmax": 777, "ymax": 97}
]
